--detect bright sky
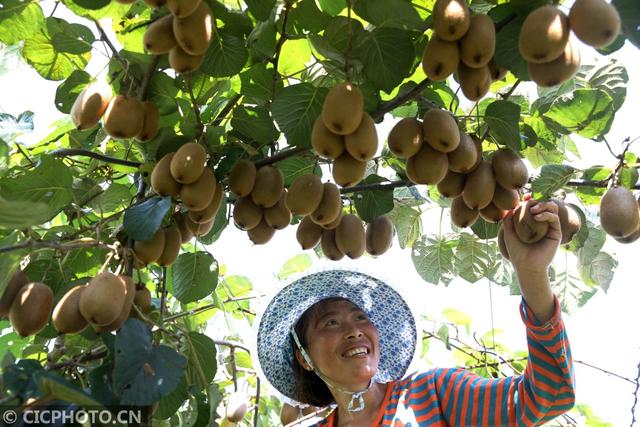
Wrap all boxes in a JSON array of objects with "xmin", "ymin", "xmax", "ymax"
[{"xmin": 0, "ymin": 2, "xmax": 639, "ymax": 425}]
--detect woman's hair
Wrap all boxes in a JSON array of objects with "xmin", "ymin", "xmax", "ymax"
[{"xmin": 291, "ymin": 298, "xmax": 345, "ymax": 407}]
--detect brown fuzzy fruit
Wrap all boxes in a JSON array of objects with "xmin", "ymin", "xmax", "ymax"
[
  {"xmin": 332, "ymin": 152, "xmax": 367, "ymax": 188},
  {"xmin": 320, "ymin": 211, "xmax": 343, "ymax": 230},
  {"xmin": 492, "ymin": 184, "xmax": 520, "ymax": 211},
  {"xmin": 79, "ymin": 273, "xmax": 127, "ymax": 326},
  {"xmin": 172, "ymin": 1, "xmax": 213, "ymax": 56},
  {"xmin": 52, "ymin": 285, "xmax": 88, "ymax": 334},
  {"xmin": 157, "ymin": 226, "xmax": 182, "ymax": 267},
  {"xmin": 92, "ymin": 276, "xmax": 135, "ymax": 333},
  {"xmin": 365, "ymin": 216, "xmax": 394, "ymax": 256},
  {"xmin": 406, "ymin": 144, "xmax": 448, "ymax": 185},
  {"xmin": 167, "ymin": 0, "xmax": 202, "ymax": 18},
  {"xmin": 335, "ymin": 214, "xmax": 366, "ymax": 259},
  {"xmin": 9, "ymin": 282, "xmax": 53, "ymax": 337},
  {"xmin": 103, "ymin": 94, "xmax": 145, "ymax": 139},
  {"xmin": 519, "ymin": 5, "xmax": 570, "ymax": 64},
  {"xmin": 247, "ymin": 219, "xmax": 275, "ymax": 245},
  {"xmin": 251, "ymin": 165, "xmax": 284, "ymax": 208},
  {"xmin": 151, "ymin": 153, "xmax": 181, "ymax": 198},
  {"xmin": 448, "ymin": 132, "xmax": 478, "ymax": 173},
  {"xmin": 491, "ymin": 148, "xmax": 529, "ymax": 190},
  {"xmin": 387, "ymin": 118, "xmax": 423, "ymax": 159},
  {"xmin": 143, "ymin": 14, "xmax": 177, "ymax": 55},
  {"xmin": 264, "ymin": 190, "xmax": 292, "ymax": 230},
  {"xmin": 170, "ymin": 142, "xmax": 207, "ymax": 184},
  {"xmin": 144, "ymin": 0, "xmax": 166, "ymax": 7},
  {"xmin": 423, "ymin": 109, "xmax": 460, "ymax": 153},
  {"xmin": 421, "ymin": 36, "xmax": 460, "ymax": 81},
  {"xmin": 614, "ymin": 227, "xmax": 640, "ymax": 244},
  {"xmin": 437, "ymin": 170, "xmax": 466, "ymax": 198},
  {"xmin": 285, "ymin": 174, "xmax": 324, "ymax": 216},
  {"xmin": 233, "ymin": 196, "xmax": 263, "ymax": 230},
  {"xmin": 488, "ymin": 59, "xmax": 508, "ymax": 81},
  {"xmin": 311, "ymin": 116, "xmax": 345, "ymax": 159},
  {"xmin": 528, "ymin": 37, "xmax": 580, "ymax": 88},
  {"xmin": 460, "ymin": 14, "xmax": 496, "ymax": 68},
  {"xmin": 345, "ymin": 113, "xmax": 378, "ymax": 161},
  {"xmin": 229, "ymin": 159, "xmax": 256, "ymax": 197},
  {"xmin": 479, "ymin": 202, "xmax": 507, "ymax": 223},
  {"xmin": 174, "ymin": 210, "xmax": 194, "ymax": 243},
  {"xmin": 599, "ymin": 186, "xmax": 640, "ymax": 238},
  {"xmin": 70, "ymin": 82, "xmax": 113, "ymax": 130},
  {"xmin": 296, "ymin": 216, "xmax": 324, "ymax": 250},
  {"xmin": 321, "ymin": 83, "xmax": 364, "ymax": 136},
  {"xmin": 554, "ymin": 199, "xmax": 582, "ymax": 244},
  {"xmin": 451, "ymin": 196, "xmax": 479, "ymax": 228},
  {"xmin": 513, "ymin": 200, "xmax": 549, "ymax": 243},
  {"xmin": 462, "ymin": 160, "xmax": 495, "ymax": 210},
  {"xmin": 134, "ymin": 229, "xmax": 166, "ymax": 265},
  {"xmin": 186, "ymin": 216, "xmax": 214, "ymax": 237},
  {"xmin": 189, "ymin": 182, "xmax": 224, "ymax": 224},
  {"xmin": 169, "ymin": 46, "xmax": 204, "ymax": 73},
  {"xmin": 136, "ymin": 101, "xmax": 160, "ymax": 142},
  {"xmin": 321, "ymin": 229, "xmax": 345, "ymax": 261},
  {"xmin": 310, "ymin": 182, "xmax": 342, "ymax": 226},
  {"xmin": 0, "ymin": 269, "xmax": 29, "ymax": 318},
  {"xmin": 133, "ymin": 286, "xmax": 152, "ymax": 315},
  {"xmin": 433, "ymin": 0, "xmax": 471, "ymax": 41},
  {"xmin": 180, "ymin": 167, "xmax": 217, "ymax": 211},
  {"xmin": 458, "ymin": 63, "xmax": 492, "ymax": 102},
  {"xmin": 569, "ymin": 0, "xmax": 621, "ymax": 48}
]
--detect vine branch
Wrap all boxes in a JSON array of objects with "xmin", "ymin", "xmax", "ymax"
[
  {"xmin": 0, "ymin": 238, "xmax": 120, "ymax": 255},
  {"xmin": 254, "ymin": 146, "xmax": 309, "ymax": 167},
  {"xmin": 212, "ymin": 94, "xmax": 242, "ymax": 127},
  {"xmin": 138, "ymin": 55, "xmax": 160, "ymax": 101},
  {"xmin": 94, "ymin": 20, "xmax": 140, "ymax": 87},
  {"xmin": 183, "ymin": 76, "xmax": 205, "ymax": 142},
  {"xmin": 631, "ymin": 357, "xmax": 640, "ymax": 427},
  {"xmin": 371, "ymin": 78, "xmax": 432, "ymax": 121},
  {"xmin": 272, "ymin": 1, "xmax": 293, "ymax": 99},
  {"xmin": 52, "ymin": 148, "xmax": 141, "ymax": 168}
]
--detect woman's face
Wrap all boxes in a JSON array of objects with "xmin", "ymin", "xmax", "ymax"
[{"xmin": 300, "ymin": 299, "xmax": 380, "ymax": 391}]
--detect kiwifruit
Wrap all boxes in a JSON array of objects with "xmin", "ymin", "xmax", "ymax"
[
  {"xmin": 132, "ymin": 286, "xmax": 152, "ymax": 315},
  {"xmin": 167, "ymin": 0, "xmax": 201, "ymax": 18},
  {"xmin": 296, "ymin": 216, "xmax": 324, "ymax": 249},
  {"xmin": 469, "ymin": 135, "xmax": 483, "ymax": 171},
  {"xmin": 614, "ymin": 227, "xmax": 640, "ymax": 244},
  {"xmin": 599, "ymin": 186, "xmax": 640, "ymax": 238},
  {"xmin": 458, "ymin": 63, "xmax": 492, "ymax": 102},
  {"xmin": 460, "ymin": 14, "xmax": 496, "ymax": 68},
  {"xmin": 225, "ymin": 391, "xmax": 249, "ymax": 423},
  {"xmin": 144, "ymin": 0, "xmax": 166, "ymax": 7},
  {"xmin": 345, "ymin": 113, "xmax": 378, "ymax": 161},
  {"xmin": 0, "ymin": 268, "xmax": 28, "ymax": 317},
  {"xmin": 310, "ymin": 182, "xmax": 342, "ymax": 225},
  {"xmin": 247, "ymin": 219, "xmax": 275, "ymax": 245},
  {"xmin": 186, "ymin": 216, "xmax": 214, "ymax": 236},
  {"xmin": 180, "ymin": 167, "xmax": 217, "ymax": 211},
  {"xmin": 462, "ymin": 160, "xmax": 496, "ymax": 210},
  {"xmin": 169, "ymin": 46, "xmax": 204, "ymax": 74},
  {"xmin": 285, "ymin": 174, "xmax": 324, "ymax": 216},
  {"xmin": 320, "ymin": 211, "xmax": 343, "ymax": 230},
  {"xmin": 251, "ymin": 165, "xmax": 284, "ymax": 208},
  {"xmin": 233, "ymin": 196, "xmax": 263, "ymax": 230},
  {"xmin": 157, "ymin": 226, "xmax": 182, "ymax": 267},
  {"xmin": 174, "ymin": 210, "xmax": 194, "ymax": 243},
  {"xmin": 365, "ymin": 216, "xmax": 393, "ymax": 256},
  {"xmin": 479, "ymin": 202, "xmax": 507, "ymax": 223},
  {"xmin": 229, "ymin": 159, "xmax": 256, "ymax": 197},
  {"xmin": 332, "ymin": 152, "xmax": 367, "ymax": 188},
  {"xmin": 189, "ymin": 182, "xmax": 224, "ymax": 223},
  {"xmin": 406, "ymin": 144, "xmax": 449, "ymax": 185},
  {"xmin": 52, "ymin": 285, "xmax": 88, "ymax": 334},
  {"xmin": 488, "ymin": 59, "xmax": 508, "ymax": 81},
  {"xmin": 528, "ymin": 37, "xmax": 580, "ymax": 88},
  {"xmin": 448, "ymin": 132, "xmax": 478, "ymax": 173},
  {"xmin": 70, "ymin": 82, "xmax": 113, "ymax": 130},
  {"xmin": 79, "ymin": 272, "xmax": 127, "ymax": 326},
  {"xmin": 335, "ymin": 214, "xmax": 366, "ymax": 259},
  {"xmin": 321, "ymin": 229, "xmax": 345, "ymax": 261},
  {"xmin": 423, "ymin": 109, "xmax": 460, "ymax": 153},
  {"xmin": 437, "ymin": 170, "xmax": 466, "ymax": 198},
  {"xmin": 513, "ymin": 200, "xmax": 549, "ymax": 243},
  {"xmin": 451, "ymin": 196, "xmax": 479, "ymax": 228},
  {"xmin": 497, "ymin": 226, "xmax": 510, "ymax": 260},
  {"xmin": 519, "ymin": 5, "xmax": 570, "ymax": 63},
  {"xmin": 311, "ymin": 116, "xmax": 345, "ymax": 159},
  {"xmin": 170, "ymin": 142, "xmax": 207, "ymax": 184},
  {"xmin": 92, "ymin": 275, "xmax": 135, "ymax": 333},
  {"xmin": 173, "ymin": 1, "xmax": 213, "ymax": 56},
  {"xmin": 134, "ymin": 229, "xmax": 166, "ymax": 265},
  {"xmin": 433, "ymin": 0, "xmax": 471, "ymax": 41},
  {"xmin": 103, "ymin": 94, "xmax": 145, "ymax": 139},
  {"xmin": 264, "ymin": 190, "xmax": 292, "ymax": 230},
  {"xmin": 143, "ymin": 14, "xmax": 177, "ymax": 55},
  {"xmin": 491, "ymin": 148, "xmax": 529, "ymax": 190},
  {"xmin": 553, "ymin": 199, "xmax": 582, "ymax": 244},
  {"xmin": 492, "ymin": 184, "xmax": 519, "ymax": 211},
  {"xmin": 387, "ymin": 118, "xmax": 423, "ymax": 159},
  {"xmin": 151, "ymin": 153, "xmax": 181, "ymax": 198},
  {"xmin": 569, "ymin": 0, "xmax": 621, "ymax": 48},
  {"xmin": 136, "ymin": 101, "xmax": 160, "ymax": 142},
  {"xmin": 9, "ymin": 282, "xmax": 53, "ymax": 337},
  {"xmin": 321, "ymin": 83, "xmax": 364, "ymax": 136},
  {"xmin": 421, "ymin": 36, "xmax": 460, "ymax": 81}
]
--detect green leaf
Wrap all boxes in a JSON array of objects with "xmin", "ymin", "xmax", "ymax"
[
  {"xmin": 289, "ymin": 0, "xmax": 331, "ymax": 33},
  {"xmin": 353, "ymin": 0, "xmax": 425, "ymax": 30},
  {"xmin": 454, "ymin": 233, "xmax": 492, "ymax": 284},
  {"xmin": 579, "ymin": 251, "xmax": 618, "ymax": 293},
  {"xmin": 619, "ymin": 166, "xmax": 639, "ymax": 190},
  {"xmin": 71, "ymin": 0, "xmax": 111, "ymax": 10},
  {"xmin": 240, "ymin": 64, "xmax": 281, "ymax": 105},
  {"xmin": 22, "ymin": 17, "xmax": 91, "ymax": 81},
  {"xmin": 612, "ymin": 0, "xmax": 640, "ymax": 49},
  {"xmin": 0, "ymin": 0, "xmax": 45, "ymax": 45},
  {"xmin": 551, "ymin": 269, "xmax": 597, "ymax": 315},
  {"xmin": 544, "ymin": 89, "xmax": 615, "ymax": 139},
  {"xmin": 576, "ymin": 221, "xmax": 606, "ymax": 265},
  {"xmin": 353, "ymin": 175, "xmax": 395, "ymax": 223},
  {"xmin": 531, "ymin": 164, "xmax": 577, "ymax": 199},
  {"xmin": 54, "ymin": 70, "xmax": 91, "ymax": 114},
  {"xmin": 317, "ymin": 0, "xmax": 346, "ymax": 16},
  {"xmin": 183, "ymin": 332, "xmax": 217, "ymax": 389},
  {"xmin": 491, "ymin": 8, "xmax": 528, "ymax": 80},
  {"xmin": 123, "ymin": 196, "xmax": 172, "ymax": 241},
  {"xmin": 147, "ymin": 73, "xmax": 179, "ymax": 115},
  {"xmin": 278, "ymin": 254, "xmax": 313, "ymax": 280},
  {"xmin": 411, "ymin": 235, "xmax": 456, "ymax": 285},
  {"xmin": 584, "ymin": 61, "xmax": 628, "ymax": 111},
  {"xmin": 387, "ymin": 205, "xmax": 422, "ymax": 249},
  {"xmin": 0, "ymin": 195, "xmax": 51, "ymax": 229},
  {"xmin": 278, "ymin": 38, "xmax": 311, "ymax": 76},
  {"xmin": 62, "ymin": 0, "xmax": 131, "ymax": 19},
  {"xmin": 248, "ymin": 20, "xmax": 277, "ymax": 59},
  {"xmin": 113, "ymin": 319, "xmax": 187, "ymax": 405},
  {"xmin": 576, "ymin": 166, "xmax": 609, "ymax": 205},
  {"xmin": 442, "ymin": 308, "xmax": 472, "ymax": 335},
  {"xmin": 197, "ymin": 198, "xmax": 228, "ymax": 245},
  {"xmin": 275, "ymin": 155, "xmax": 322, "ymax": 187},
  {"xmin": 355, "ymin": 28, "xmax": 414, "ymax": 93},
  {"xmin": 245, "ymin": 0, "xmax": 276, "ymax": 21},
  {"xmin": 50, "ymin": 20, "xmax": 95, "ymax": 54},
  {"xmin": 471, "ymin": 218, "xmax": 500, "ymax": 240},
  {"xmin": 0, "ymin": 157, "xmax": 73, "ymax": 219},
  {"xmin": 231, "ymin": 106, "xmax": 279, "ymax": 143},
  {"xmin": 154, "ymin": 377, "xmax": 188, "ymax": 420},
  {"xmin": 437, "ymin": 324, "xmax": 451, "ymax": 350},
  {"xmin": 0, "ymin": 243, "xmax": 22, "ymax": 306},
  {"xmin": 271, "ymin": 83, "xmax": 328, "ymax": 148},
  {"xmin": 171, "ymin": 252, "xmax": 219, "ymax": 304},
  {"xmin": 484, "ymin": 100, "xmax": 521, "ymax": 150},
  {"xmin": 36, "ymin": 371, "xmax": 102, "ymax": 406},
  {"xmin": 88, "ymin": 183, "xmax": 132, "ymax": 214},
  {"xmin": 201, "ymin": 30, "xmax": 249, "ymax": 77}
]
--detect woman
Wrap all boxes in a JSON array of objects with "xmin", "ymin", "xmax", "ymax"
[{"xmin": 256, "ymin": 201, "xmax": 575, "ymax": 426}]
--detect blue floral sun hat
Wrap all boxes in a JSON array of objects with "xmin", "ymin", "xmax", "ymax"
[{"xmin": 256, "ymin": 269, "xmax": 418, "ymax": 402}]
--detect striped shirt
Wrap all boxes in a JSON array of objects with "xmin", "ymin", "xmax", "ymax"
[{"xmin": 312, "ymin": 295, "xmax": 575, "ymax": 426}]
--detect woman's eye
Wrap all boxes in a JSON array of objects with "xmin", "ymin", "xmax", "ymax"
[
  {"xmin": 325, "ymin": 319, "xmax": 338, "ymax": 326},
  {"xmin": 356, "ymin": 313, "xmax": 368, "ymax": 321}
]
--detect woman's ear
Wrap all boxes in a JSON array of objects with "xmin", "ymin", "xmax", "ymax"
[{"xmin": 294, "ymin": 347, "xmax": 312, "ymax": 371}]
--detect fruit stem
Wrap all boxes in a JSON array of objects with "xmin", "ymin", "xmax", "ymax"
[
  {"xmin": 52, "ymin": 148, "xmax": 142, "ymax": 168},
  {"xmin": 94, "ymin": 20, "xmax": 140, "ymax": 88}
]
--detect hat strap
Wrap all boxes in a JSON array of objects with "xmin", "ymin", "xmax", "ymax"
[{"xmin": 290, "ymin": 328, "xmax": 373, "ymax": 413}]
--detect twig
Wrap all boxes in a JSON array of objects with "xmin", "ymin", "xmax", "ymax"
[
  {"xmin": 213, "ymin": 339, "xmax": 251, "ymax": 354},
  {"xmin": 0, "ymin": 238, "xmax": 120, "ymax": 255},
  {"xmin": 631, "ymin": 357, "xmax": 640, "ymax": 427},
  {"xmin": 183, "ymin": 76, "xmax": 205, "ymax": 141},
  {"xmin": 138, "ymin": 55, "xmax": 160, "ymax": 100},
  {"xmin": 271, "ymin": 1, "xmax": 293, "ymax": 99},
  {"xmin": 159, "ymin": 266, "xmax": 168, "ymax": 320},
  {"xmin": 45, "ymin": 345, "xmax": 108, "ymax": 371},
  {"xmin": 254, "ymin": 146, "xmax": 309, "ymax": 167},
  {"xmin": 253, "ymin": 375, "xmax": 260, "ymax": 427},
  {"xmin": 52, "ymin": 148, "xmax": 141, "ymax": 168},
  {"xmin": 602, "ymin": 136, "xmax": 619, "ymax": 159},
  {"xmin": 14, "ymin": 143, "xmax": 35, "ymax": 167},
  {"xmin": 371, "ymin": 78, "xmax": 431, "ymax": 121},
  {"xmin": 573, "ymin": 359, "xmax": 638, "ymax": 385},
  {"xmin": 94, "ymin": 20, "xmax": 140, "ymax": 87},
  {"xmin": 163, "ymin": 295, "xmax": 263, "ymax": 323},
  {"xmin": 341, "ymin": 179, "xmax": 412, "ymax": 194},
  {"xmin": 212, "ymin": 94, "xmax": 242, "ymax": 127}
]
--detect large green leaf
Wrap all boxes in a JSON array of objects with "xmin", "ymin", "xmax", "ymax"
[
  {"xmin": 612, "ymin": 0, "xmax": 640, "ymax": 49},
  {"xmin": 54, "ymin": 70, "xmax": 92, "ymax": 114},
  {"xmin": 411, "ymin": 235, "xmax": 456, "ymax": 285},
  {"xmin": 123, "ymin": 196, "xmax": 172, "ymax": 241},
  {"xmin": 531, "ymin": 164, "xmax": 577, "ymax": 199},
  {"xmin": 317, "ymin": 0, "xmax": 346, "ymax": 16},
  {"xmin": 240, "ymin": 64, "xmax": 281, "ymax": 105},
  {"xmin": 183, "ymin": 332, "xmax": 217, "ymax": 389},
  {"xmin": 113, "ymin": 319, "xmax": 187, "ymax": 405},
  {"xmin": 278, "ymin": 38, "xmax": 312, "ymax": 76},
  {"xmin": 576, "ymin": 166, "xmax": 609, "ymax": 205},
  {"xmin": 50, "ymin": 20, "xmax": 95, "ymax": 54},
  {"xmin": 353, "ymin": 175, "xmax": 395, "ymax": 223},
  {"xmin": 576, "ymin": 221, "xmax": 606, "ymax": 265},
  {"xmin": 579, "ymin": 251, "xmax": 618, "ymax": 293},
  {"xmin": 271, "ymin": 83, "xmax": 328, "ymax": 148},
  {"xmin": 353, "ymin": 0, "xmax": 425, "ymax": 31},
  {"xmin": 491, "ymin": 7, "xmax": 529, "ymax": 80},
  {"xmin": 0, "ymin": 0, "xmax": 45, "ymax": 45},
  {"xmin": 387, "ymin": 205, "xmax": 422, "ymax": 249},
  {"xmin": 583, "ymin": 61, "xmax": 628, "ymax": 111},
  {"xmin": 245, "ymin": 0, "xmax": 276, "ymax": 21},
  {"xmin": 62, "ymin": 0, "xmax": 131, "ymax": 19},
  {"xmin": 552, "ymin": 269, "xmax": 597, "ymax": 315},
  {"xmin": 278, "ymin": 253, "xmax": 313, "ymax": 280},
  {"xmin": 231, "ymin": 106, "xmax": 279, "ymax": 143},
  {"xmin": 355, "ymin": 28, "xmax": 415, "ymax": 93},
  {"xmin": 454, "ymin": 233, "xmax": 493, "ymax": 284},
  {"xmin": 471, "ymin": 218, "xmax": 500, "ymax": 240},
  {"xmin": 155, "ymin": 377, "xmax": 189, "ymax": 420},
  {"xmin": 289, "ymin": 0, "xmax": 332, "ymax": 33},
  {"xmin": 0, "ymin": 196, "xmax": 51, "ymax": 229},
  {"xmin": 544, "ymin": 89, "xmax": 615, "ymax": 139},
  {"xmin": 0, "ymin": 235, "xmax": 22, "ymax": 305},
  {"xmin": 484, "ymin": 100, "xmax": 521, "ymax": 150},
  {"xmin": 36, "ymin": 371, "xmax": 102, "ymax": 406},
  {"xmin": 171, "ymin": 252, "xmax": 219, "ymax": 304},
  {"xmin": 275, "ymin": 155, "xmax": 322, "ymax": 187},
  {"xmin": 201, "ymin": 30, "xmax": 249, "ymax": 77}
]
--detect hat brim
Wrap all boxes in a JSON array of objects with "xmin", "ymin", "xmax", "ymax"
[{"xmin": 256, "ymin": 270, "xmax": 417, "ymax": 401}]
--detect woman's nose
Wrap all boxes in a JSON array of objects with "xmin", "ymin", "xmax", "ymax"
[{"xmin": 344, "ymin": 324, "xmax": 364, "ymax": 339}]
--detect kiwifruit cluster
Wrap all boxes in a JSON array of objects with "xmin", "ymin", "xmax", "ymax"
[
  {"xmin": 599, "ymin": 186, "xmax": 640, "ymax": 244},
  {"xmin": 311, "ymin": 82, "xmax": 378, "ymax": 188},
  {"xmin": 142, "ymin": 0, "xmax": 213, "ymax": 74},
  {"xmin": 519, "ymin": 1, "xmax": 620, "ymax": 87},
  {"xmin": 229, "ymin": 160, "xmax": 287, "ymax": 245},
  {"xmin": 1, "ymin": 269, "xmax": 53, "ymax": 337},
  {"xmin": 421, "ymin": 0, "xmax": 503, "ymax": 101},
  {"xmin": 71, "ymin": 83, "xmax": 160, "ymax": 141}
]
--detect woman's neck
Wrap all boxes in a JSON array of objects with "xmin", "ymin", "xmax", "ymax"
[{"xmin": 331, "ymin": 382, "xmax": 388, "ymax": 427}]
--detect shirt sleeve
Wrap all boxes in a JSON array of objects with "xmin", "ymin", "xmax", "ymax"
[{"xmin": 432, "ymin": 294, "xmax": 576, "ymax": 426}]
